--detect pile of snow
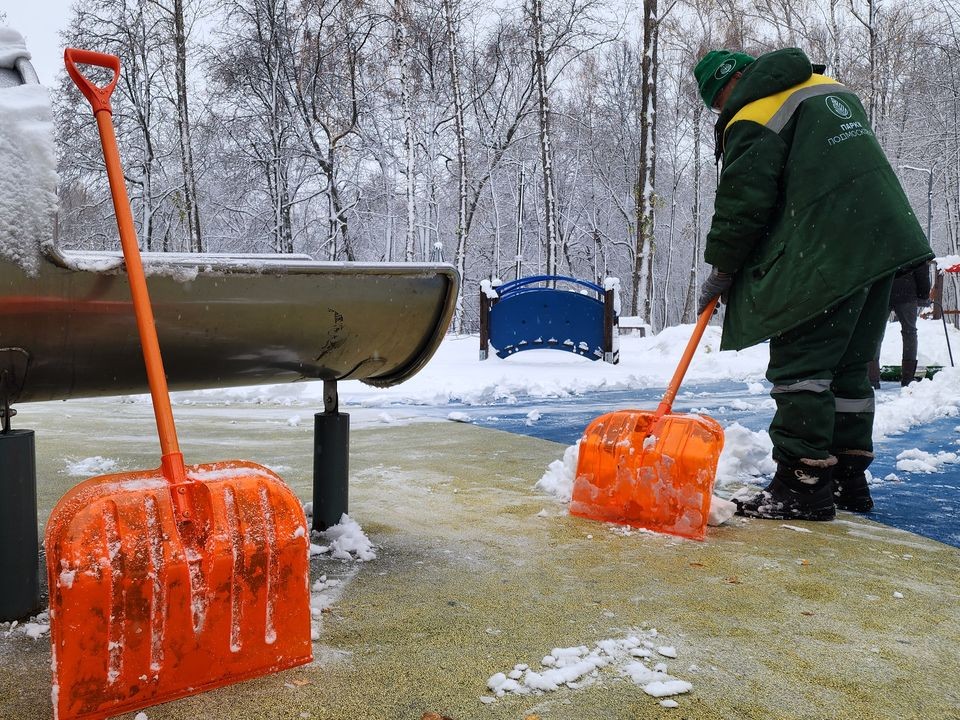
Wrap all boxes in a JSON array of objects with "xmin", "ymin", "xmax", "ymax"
[
  {"xmin": 873, "ymin": 367, "xmax": 960, "ymax": 439},
  {"xmin": 0, "ymin": 28, "xmax": 56, "ymax": 276},
  {"xmin": 895, "ymin": 448, "xmax": 959, "ymax": 474},
  {"xmin": 535, "ymin": 442, "xmax": 579, "ymax": 502},
  {"xmin": 308, "ymin": 571, "xmax": 355, "ymax": 642},
  {"xmin": 303, "ymin": 512, "xmax": 372, "ymax": 642},
  {"xmin": 181, "ymin": 327, "xmax": 766, "ymax": 408},
  {"xmin": 178, "ymin": 316, "xmax": 959, "ymax": 423},
  {"xmin": 306, "ymin": 511, "xmax": 377, "ymax": 562},
  {"xmin": 482, "ymin": 629, "xmax": 692, "ymax": 706},
  {"xmin": 0, "ymin": 27, "xmax": 31, "ymax": 68},
  {"xmin": 64, "ymin": 456, "xmax": 120, "ymax": 476},
  {"xmin": 714, "ymin": 422, "xmax": 776, "ymax": 484},
  {"xmin": 2, "ymin": 611, "xmax": 49, "ymax": 640},
  {"xmin": 935, "ymin": 254, "xmax": 960, "ymax": 272}
]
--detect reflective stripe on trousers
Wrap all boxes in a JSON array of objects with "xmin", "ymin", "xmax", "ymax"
[{"xmin": 771, "ymin": 379, "xmax": 874, "ymax": 413}]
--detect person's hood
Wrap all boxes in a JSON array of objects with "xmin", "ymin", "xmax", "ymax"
[{"xmin": 713, "ymin": 48, "xmax": 816, "ymax": 160}]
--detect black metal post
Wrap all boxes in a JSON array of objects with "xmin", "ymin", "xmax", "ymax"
[
  {"xmin": 312, "ymin": 380, "xmax": 349, "ymax": 532},
  {"xmin": 932, "ymin": 301, "xmax": 955, "ymax": 368},
  {"xmin": 0, "ymin": 428, "xmax": 40, "ymax": 621}
]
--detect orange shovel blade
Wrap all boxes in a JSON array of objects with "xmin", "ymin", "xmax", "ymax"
[
  {"xmin": 45, "ymin": 461, "xmax": 313, "ymax": 720},
  {"xmin": 571, "ymin": 410, "xmax": 724, "ymax": 540}
]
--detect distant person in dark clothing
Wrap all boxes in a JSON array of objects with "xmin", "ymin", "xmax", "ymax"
[{"xmin": 868, "ymin": 262, "xmax": 933, "ymax": 388}]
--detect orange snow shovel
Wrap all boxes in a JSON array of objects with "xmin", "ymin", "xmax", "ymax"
[
  {"xmin": 45, "ymin": 49, "xmax": 312, "ymax": 720},
  {"xmin": 571, "ymin": 298, "xmax": 724, "ymax": 540}
]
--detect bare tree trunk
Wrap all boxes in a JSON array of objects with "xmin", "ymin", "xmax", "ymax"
[
  {"xmin": 325, "ymin": 145, "xmax": 354, "ymax": 260},
  {"xmin": 443, "ymin": 0, "xmax": 469, "ymax": 332},
  {"xmin": 633, "ymin": 0, "xmax": 658, "ymax": 322},
  {"xmin": 268, "ymin": 29, "xmax": 293, "ymax": 254},
  {"xmin": 850, "ymin": 0, "xmax": 879, "ymax": 130},
  {"xmin": 394, "ymin": 0, "xmax": 417, "ymax": 262},
  {"xmin": 282, "ymin": 0, "xmax": 368, "ymax": 261},
  {"xmin": 531, "ymin": 0, "xmax": 559, "ymax": 278},
  {"xmin": 170, "ymin": 0, "xmax": 202, "ymax": 251},
  {"xmin": 130, "ymin": 17, "xmax": 157, "ymax": 252},
  {"xmin": 683, "ymin": 100, "xmax": 704, "ymax": 323},
  {"xmin": 828, "ymin": 0, "xmax": 843, "ymax": 79}
]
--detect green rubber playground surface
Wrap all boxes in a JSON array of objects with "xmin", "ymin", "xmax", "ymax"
[{"xmin": 2, "ymin": 398, "xmax": 959, "ymax": 719}]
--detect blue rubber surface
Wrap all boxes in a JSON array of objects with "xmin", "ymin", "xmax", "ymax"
[{"xmin": 443, "ymin": 382, "xmax": 960, "ymax": 548}]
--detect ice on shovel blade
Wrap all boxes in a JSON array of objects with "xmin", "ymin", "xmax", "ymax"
[
  {"xmin": 571, "ymin": 411, "xmax": 724, "ymax": 540},
  {"xmin": 46, "ymin": 461, "xmax": 313, "ymax": 720}
]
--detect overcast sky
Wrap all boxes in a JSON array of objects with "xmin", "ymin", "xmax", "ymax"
[{"xmin": 4, "ymin": 3, "xmax": 71, "ymax": 86}]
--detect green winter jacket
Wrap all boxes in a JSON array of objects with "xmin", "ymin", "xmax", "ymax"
[{"xmin": 705, "ymin": 48, "xmax": 933, "ymax": 351}]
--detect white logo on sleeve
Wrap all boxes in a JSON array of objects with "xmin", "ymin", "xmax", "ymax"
[
  {"xmin": 715, "ymin": 59, "xmax": 736, "ymax": 79},
  {"xmin": 825, "ymin": 95, "xmax": 853, "ymax": 119}
]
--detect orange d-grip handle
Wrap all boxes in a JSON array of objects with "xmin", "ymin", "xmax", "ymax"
[{"xmin": 64, "ymin": 48, "xmax": 120, "ymax": 114}]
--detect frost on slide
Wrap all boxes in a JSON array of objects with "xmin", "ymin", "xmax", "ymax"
[{"xmin": 0, "ymin": 28, "xmax": 56, "ymax": 277}]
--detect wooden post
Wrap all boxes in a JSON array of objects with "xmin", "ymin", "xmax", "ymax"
[
  {"xmin": 932, "ymin": 270, "xmax": 944, "ymax": 321},
  {"xmin": 479, "ymin": 290, "xmax": 490, "ymax": 360},
  {"xmin": 603, "ymin": 288, "xmax": 618, "ymax": 364}
]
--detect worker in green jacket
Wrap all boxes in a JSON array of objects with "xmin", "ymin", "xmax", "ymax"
[{"xmin": 693, "ymin": 47, "xmax": 933, "ymax": 521}]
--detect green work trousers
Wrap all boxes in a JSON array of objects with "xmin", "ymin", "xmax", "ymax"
[{"xmin": 766, "ymin": 274, "xmax": 895, "ymax": 466}]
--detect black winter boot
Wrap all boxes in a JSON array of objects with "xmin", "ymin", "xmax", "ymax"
[
  {"xmin": 834, "ymin": 452, "xmax": 874, "ymax": 513},
  {"xmin": 734, "ymin": 462, "xmax": 836, "ymax": 521}
]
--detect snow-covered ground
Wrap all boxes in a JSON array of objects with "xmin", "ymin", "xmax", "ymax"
[
  {"xmin": 184, "ymin": 317, "xmax": 960, "ymax": 495},
  {"xmin": 11, "ymin": 320, "xmax": 954, "ymax": 712},
  {"xmin": 191, "ymin": 315, "xmax": 958, "ymax": 419}
]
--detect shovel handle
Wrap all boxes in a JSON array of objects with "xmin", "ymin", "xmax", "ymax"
[
  {"xmin": 654, "ymin": 297, "xmax": 719, "ymax": 417},
  {"xmin": 64, "ymin": 48, "xmax": 120, "ymax": 115},
  {"xmin": 65, "ymin": 49, "xmax": 187, "ymax": 492}
]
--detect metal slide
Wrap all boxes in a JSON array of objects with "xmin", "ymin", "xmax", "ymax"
[
  {"xmin": 2, "ymin": 249, "xmax": 458, "ymax": 404},
  {"xmin": 0, "ymin": 48, "xmax": 457, "ymax": 408}
]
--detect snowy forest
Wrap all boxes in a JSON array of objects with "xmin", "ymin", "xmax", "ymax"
[{"xmin": 34, "ymin": 0, "xmax": 960, "ymax": 332}]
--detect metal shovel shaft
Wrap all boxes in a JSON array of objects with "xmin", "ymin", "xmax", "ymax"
[
  {"xmin": 655, "ymin": 297, "xmax": 718, "ymax": 417},
  {"xmin": 92, "ymin": 104, "xmax": 183, "ymax": 473}
]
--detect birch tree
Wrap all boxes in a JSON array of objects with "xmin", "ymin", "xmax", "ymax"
[
  {"xmin": 442, "ymin": 0, "xmax": 469, "ymax": 331},
  {"xmin": 148, "ymin": 0, "xmax": 203, "ymax": 251},
  {"xmin": 393, "ymin": 0, "xmax": 417, "ymax": 261},
  {"xmin": 285, "ymin": 0, "xmax": 377, "ymax": 260},
  {"xmin": 208, "ymin": 0, "xmax": 300, "ymax": 253},
  {"xmin": 530, "ymin": 0, "xmax": 561, "ymax": 278},
  {"xmin": 633, "ymin": 0, "xmax": 660, "ymax": 319},
  {"xmin": 56, "ymin": 0, "xmax": 174, "ymax": 252}
]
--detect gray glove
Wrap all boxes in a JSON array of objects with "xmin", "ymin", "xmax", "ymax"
[{"xmin": 697, "ymin": 268, "xmax": 733, "ymax": 316}]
